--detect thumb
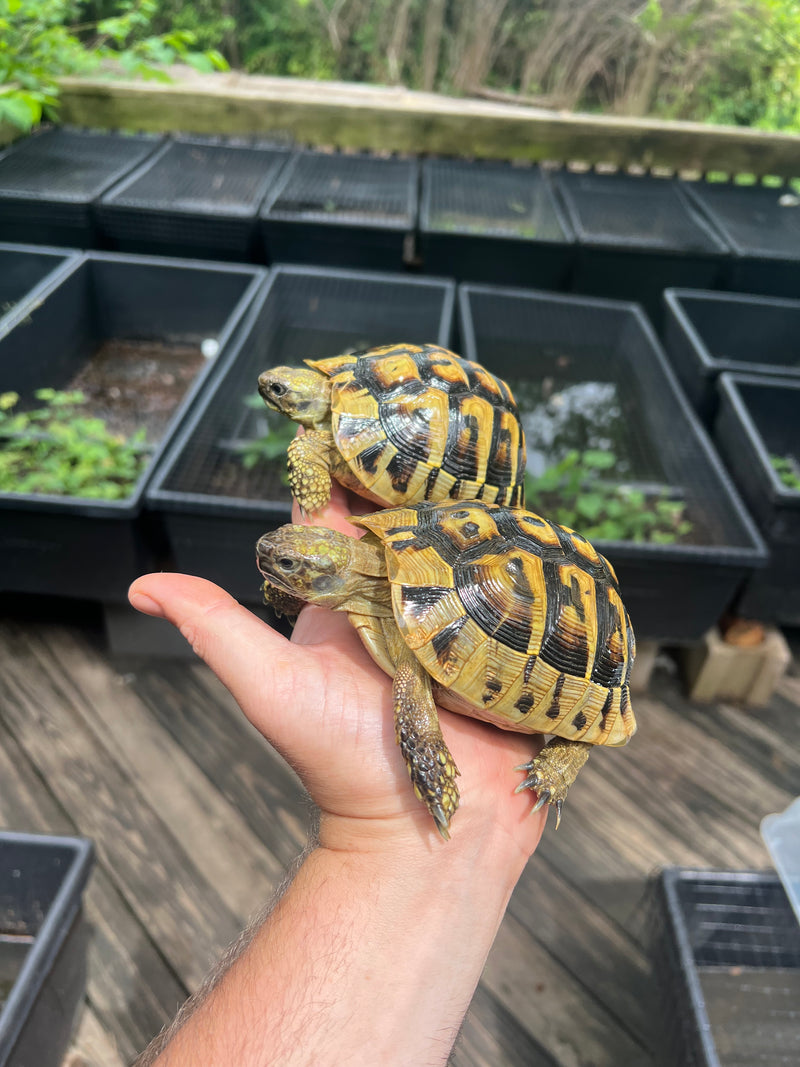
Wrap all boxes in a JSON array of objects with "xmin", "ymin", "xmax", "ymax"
[{"xmin": 128, "ymin": 573, "xmax": 301, "ymax": 735}]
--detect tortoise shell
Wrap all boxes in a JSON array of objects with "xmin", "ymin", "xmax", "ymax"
[
  {"xmin": 307, "ymin": 343, "xmax": 525, "ymax": 507},
  {"xmin": 357, "ymin": 500, "xmax": 637, "ymax": 748}
]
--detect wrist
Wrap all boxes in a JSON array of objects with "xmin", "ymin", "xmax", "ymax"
[{"xmin": 317, "ymin": 795, "xmax": 541, "ymax": 899}]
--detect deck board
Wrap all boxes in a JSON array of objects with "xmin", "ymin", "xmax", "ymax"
[{"xmin": 0, "ymin": 609, "xmax": 797, "ymax": 1067}]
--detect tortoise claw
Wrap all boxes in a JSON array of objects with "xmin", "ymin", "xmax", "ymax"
[{"xmin": 430, "ymin": 803, "xmax": 451, "ymax": 841}]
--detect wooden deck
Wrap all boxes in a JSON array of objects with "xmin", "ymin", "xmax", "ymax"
[{"xmin": 1, "ymin": 598, "xmax": 798, "ymax": 1067}]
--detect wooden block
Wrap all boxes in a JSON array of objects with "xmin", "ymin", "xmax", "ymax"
[
  {"xmin": 680, "ymin": 626, "xmax": 792, "ymax": 707},
  {"xmin": 629, "ymin": 640, "xmax": 660, "ymax": 694}
]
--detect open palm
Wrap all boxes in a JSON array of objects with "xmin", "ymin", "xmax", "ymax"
[{"xmin": 129, "ymin": 482, "xmax": 546, "ymax": 854}]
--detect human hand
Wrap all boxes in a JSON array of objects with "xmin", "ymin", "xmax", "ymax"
[{"xmin": 128, "ymin": 481, "xmax": 546, "ymax": 868}]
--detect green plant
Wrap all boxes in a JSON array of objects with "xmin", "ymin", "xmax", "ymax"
[
  {"xmin": 770, "ymin": 452, "xmax": 800, "ymax": 491},
  {"xmin": 0, "ymin": 388, "xmax": 149, "ymax": 498},
  {"xmin": 524, "ymin": 449, "xmax": 693, "ymax": 544},
  {"xmin": 236, "ymin": 393, "xmax": 295, "ymax": 472},
  {"xmin": 0, "ymin": 0, "xmax": 227, "ymax": 131}
]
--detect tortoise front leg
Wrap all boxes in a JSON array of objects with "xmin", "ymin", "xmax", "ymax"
[
  {"xmin": 515, "ymin": 737, "xmax": 591, "ymax": 828},
  {"xmin": 286, "ymin": 430, "xmax": 337, "ymax": 514},
  {"xmin": 393, "ymin": 652, "xmax": 460, "ymax": 840}
]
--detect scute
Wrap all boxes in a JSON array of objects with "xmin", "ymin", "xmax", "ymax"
[
  {"xmin": 358, "ymin": 500, "xmax": 636, "ymax": 748},
  {"xmin": 315, "ymin": 343, "xmax": 526, "ymax": 507}
]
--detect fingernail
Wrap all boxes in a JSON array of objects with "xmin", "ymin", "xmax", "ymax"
[{"xmin": 130, "ymin": 592, "xmax": 165, "ymax": 618}]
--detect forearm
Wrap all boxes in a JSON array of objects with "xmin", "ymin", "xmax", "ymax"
[{"xmin": 147, "ymin": 821, "xmax": 530, "ymax": 1067}]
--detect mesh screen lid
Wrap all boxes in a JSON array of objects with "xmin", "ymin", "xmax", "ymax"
[
  {"xmin": 0, "ymin": 128, "xmax": 160, "ymax": 201},
  {"xmin": 265, "ymin": 153, "xmax": 415, "ymax": 223},
  {"xmin": 686, "ymin": 181, "xmax": 800, "ymax": 258},
  {"xmin": 557, "ymin": 171, "xmax": 726, "ymax": 253},
  {"xmin": 104, "ymin": 139, "xmax": 290, "ymax": 214},
  {"xmin": 423, "ymin": 160, "xmax": 568, "ymax": 241}
]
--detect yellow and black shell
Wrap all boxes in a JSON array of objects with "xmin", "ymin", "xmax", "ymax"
[
  {"xmin": 357, "ymin": 500, "xmax": 637, "ymax": 748},
  {"xmin": 307, "ymin": 343, "xmax": 525, "ymax": 508}
]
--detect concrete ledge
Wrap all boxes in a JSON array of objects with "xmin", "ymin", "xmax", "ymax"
[{"xmin": 56, "ymin": 72, "xmax": 800, "ymax": 177}]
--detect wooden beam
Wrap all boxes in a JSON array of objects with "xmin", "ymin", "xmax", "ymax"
[{"xmin": 57, "ymin": 73, "xmax": 800, "ymax": 177}]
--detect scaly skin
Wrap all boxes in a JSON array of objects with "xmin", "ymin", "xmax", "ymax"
[
  {"xmin": 286, "ymin": 430, "xmax": 337, "ymax": 515},
  {"xmin": 514, "ymin": 737, "xmax": 592, "ymax": 828}
]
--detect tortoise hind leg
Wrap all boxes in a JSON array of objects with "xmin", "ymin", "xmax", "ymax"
[
  {"xmin": 393, "ymin": 652, "xmax": 460, "ymax": 839},
  {"xmin": 515, "ymin": 738, "xmax": 592, "ymax": 828}
]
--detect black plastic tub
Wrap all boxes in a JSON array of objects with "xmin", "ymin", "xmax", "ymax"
[
  {"xmin": 552, "ymin": 171, "xmax": 730, "ymax": 325},
  {"xmin": 713, "ymin": 373, "xmax": 800, "ymax": 625},
  {"xmin": 0, "ymin": 243, "xmax": 79, "ymax": 334},
  {"xmin": 650, "ymin": 868, "xmax": 800, "ymax": 1067},
  {"xmin": 0, "ymin": 252, "xmax": 266, "ymax": 602},
  {"xmin": 0, "ymin": 127, "xmax": 162, "ymax": 248},
  {"xmin": 663, "ymin": 288, "xmax": 800, "ymax": 424},
  {"xmin": 260, "ymin": 151, "xmax": 418, "ymax": 271},
  {"xmin": 0, "ymin": 832, "xmax": 94, "ymax": 1067},
  {"xmin": 682, "ymin": 179, "xmax": 800, "ymax": 299},
  {"xmin": 419, "ymin": 159, "xmax": 575, "ymax": 288},
  {"xmin": 98, "ymin": 136, "xmax": 292, "ymax": 262},
  {"xmin": 459, "ymin": 284, "xmax": 767, "ymax": 642},
  {"xmin": 147, "ymin": 265, "xmax": 456, "ymax": 605}
]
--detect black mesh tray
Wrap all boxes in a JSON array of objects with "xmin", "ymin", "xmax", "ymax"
[
  {"xmin": 682, "ymin": 180, "xmax": 800, "ymax": 299},
  {"xmin": 459, "ymin": 283, "xmax": 766, "ymax": 641},
  {"xmin": 552, "ymin": 170, "xmax": 730, "ymax": 324},
  {"xmin": 651, "ymin": 868, "xmax": 800, "ymax": 1067},
  {"xmin": 714, "ymin": 373, "xmax": 800, "ymax": 625},
  {"xmin": 419, "ymin": 158, "xmax": 575, "ymax": 288},
  {"xmin": 0, "ymin": 832, "xmax": 94, "ymax": 1067},
  {"xmin": 260, "ymin": 151, "xmax": 418, "ymax": 271},
  {"xmin": 0, "ymin": 127, "xmax": 162, "ymax": 248},
  {"xmin": 147, "ymin": 265, "xmax": 455, "ymax": 604},
  {"xmin": 663, "ymin": 288, "xmax": 800, "ymax": 423},
  {"xmin": 98, "ymin": 136, "xmax": 292, "ymax": 262},
  {"xmin": 0, "ymin": 252, "xmax": 266, "ymax": 602},
  {"xmin": 0, "ymin": 243, "xmax": 79, "ymax": 335}
]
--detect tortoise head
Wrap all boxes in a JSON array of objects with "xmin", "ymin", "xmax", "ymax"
[
  {"xmin": 257, "ymin": 366, "xmax": 331, "ymax": 428},
  {"xmin": 256, "ymin": 524, "xmax": 355, "ymax": 609}
]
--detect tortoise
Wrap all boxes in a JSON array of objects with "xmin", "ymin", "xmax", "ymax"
[
  {"xmin": 256, "ymin": 499, "xmax": 636, "ymax": 838},
  {"xmin": 257, "ymin": 342, "xmax": 526, "ymax": 515}
]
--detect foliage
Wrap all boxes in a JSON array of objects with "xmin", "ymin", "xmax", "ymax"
[
  {"xmin": 0, "ymin": 388, "xmax": 149, "ymax": 499},
  {"xmin": 236, "ymin": 393, "xmax": 295, "ymax": 472},
  {"xmin": 524, "ymin": 449, "xmax": 693, "ymax": 544},
  {"xmin": 770, "ymin": 453, "xmax": 800, "ymax": 491},
  {"xmin": 0, "ymin": 0, "xmax": 227, "ymax": 131},
  {"xmin": 4, "ymin": 0, "xmax": 799, "ymax": 134}
]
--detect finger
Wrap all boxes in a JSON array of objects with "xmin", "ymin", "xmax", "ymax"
[{"xmin": 128, "ymin": 573, "xmax": 303, "ymax": 732}]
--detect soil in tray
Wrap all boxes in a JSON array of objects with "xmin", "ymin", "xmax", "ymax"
[
  {"xmin": 206, "ymin": 454, "xmax": 290, "ymax": 504},
  {"xmin": 64, "ymin": 338, "xmax": 206, "ymax": 443}
]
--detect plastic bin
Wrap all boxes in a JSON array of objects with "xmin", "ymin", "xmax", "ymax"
[
  {"xmin": 418, "ymin": 159, "xmax": 574, "ymax": 288},
  {"xmin": 98, "ymin": 136, "xmax": 292, "ymax": 262},
  {"xmin": 651, "ymin": 868, "xmax": 800, "ymax": 1067},
  {"xmin": 0, "ymin": 244, "xmax": 79, "ymax": 335},
  {"xmin": 0, "ymin": 127, "xmax": 162, "ymax": 248},
  {"xmin": 682, "ymin": 179, "xmax": 800, "ymax": 299},
  {"xmin": 713, "ymin": 373, "xmax": 800, "ymax": 624},
  {"xmin": 261, "ymin": 151, "xmax": 418, "ymax": 270},
  {"xmin": 459, "ymin": 283, "xmax": 766, "ymax": 641},
  {"xmin": 663, "ymin": 288, "xmax": 800, "ymax": 424},
  {"xmin": 0, "ymin": 832, "xmax": 94, "ymax": 1067},
  {"xmin": 147, "ymin": 265, "xmax": 455, "ymax": 605},
  {"xmin": 0, "ymin": 252, "xmax": 266, "ymax": 602},
  {"xmin": 552, "ymin": 171, "xmax": 730, "ymax": 325}
]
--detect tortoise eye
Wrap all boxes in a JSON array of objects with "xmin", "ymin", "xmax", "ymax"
[
  {"xmin": 277, "ymin": 556, "xmax": 297, "ymax": 572},
  {"xmin": 270, "ymin": 382, "xmax": 287, "ymax": 397}
]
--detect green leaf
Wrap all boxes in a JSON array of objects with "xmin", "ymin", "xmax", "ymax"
[{"xmin": 581, "ymin": 449, "xmax": 616, "ymax": 470}]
